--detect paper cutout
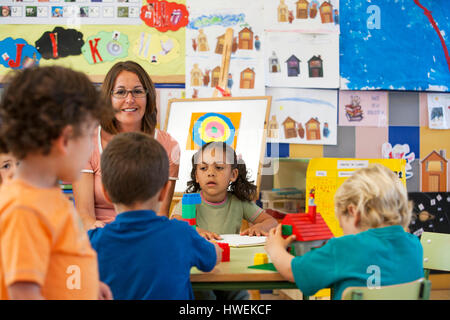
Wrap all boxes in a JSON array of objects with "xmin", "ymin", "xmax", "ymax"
[
  {"xmin": 339, "ymin": 91, "xmax": 388, "ymax": 127},
  {"xmin": 0, "ymin": 37, "xmax": 41, "ymax": 69},
  {"xmin": 186, "ymin": 112, "xmax": 241, "ymax": 150},
  {"xmin": 382, "ymin": 143, "xmax": 415, "ymax": 180},
  {"xmin": 35, "ymin": 27, "xmax": 84, "ymax": 60},
  {"xmin": 134, "ymin": 32, "xmax": 180, "ymax": 65},
  {"xmin": 140, "ymin": 0, "xmax": 189, "ymax": 32},
  {"xmin": 420, "ymin": 150, "xmax": 448, "ymax": 192},
  {"xmin": 81, "ymin": 31, "xmax": 129, "ymax": 65},
  {"xmin": 216, "ymin": 234, "xmax": 266, "ymax": 247},
  {"xmin": 427, "ymin": 93, "xmax": 450, "ymax": 129}
]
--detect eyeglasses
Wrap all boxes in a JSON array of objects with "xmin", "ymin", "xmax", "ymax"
[{"xmin": 111, "ymin": 88, "xmax": 147, "ymax": 99}]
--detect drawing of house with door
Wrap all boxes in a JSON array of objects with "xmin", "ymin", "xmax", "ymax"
[
  {"xmin": 211, "ymin": 66, "xmax": 221, "ymax": 88},
  {"xmin": 319, "ymin": 1, "xmax": 333, "ymax": 23},
  {"xmin": 278, "ymin": 0, "xmax": 289, "ymax": 22},
  {"xmin": 286, "ymin": 55, "xmax": 301, "ymax": 77},
  {"xmin": 238, "ymin": 27, "xmax": 253, "ymax": 50},
  {"xmin": 269, "ymin": 51, "xmax": 281, "ymax": 73},
  {"xmin": 215, "ymin": 33, "xmax": 225, "ymax": 54},
  {"xmin": 282, "ymin": 117, "xmax": 297, "ymax": 139},
  {"xmin": 305, "ymin": 117, "xmax": 321, "ymax": 140},
  {"xmin": 190, "ymin": 64, "xmax": 203, "ymax": 87},
  {"xmin": 240, "ymin": 68, "xmax": 255, "ymax": 89},
  {"xmin": 197, "ymin": 29, "xmax": 209, "ymax": 51},
  {"xmin": 308, "ymin": 55, "xmax": 323, "ymax": 77},
  {"xmin": 421, "ymin": 150, "xmax": 447, "ymax": 192},
  {"xmin": 267, "ymin": 115, "xmax": 279, "ymax": 139},
  {"xmin": 296, "ymin": 0, "xmax": 309, "ymax": 19}
]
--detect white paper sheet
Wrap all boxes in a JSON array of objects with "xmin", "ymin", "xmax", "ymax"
[{"xmin": 216, "ymin": 234, "xmax": 267, "ymax": 247}]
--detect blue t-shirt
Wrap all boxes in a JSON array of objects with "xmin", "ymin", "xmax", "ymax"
[
  {"xmin": 88, "ymin": 210, "xmax": 216, "ymax": 300},
  {"xmin": 291, "ymin": 225, "xmax": 424, "ymax": 299}
]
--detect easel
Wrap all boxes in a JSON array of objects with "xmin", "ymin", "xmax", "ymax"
[{"xmin": 213, "ymin": 28, "xmax": 233, "ymax": 97}]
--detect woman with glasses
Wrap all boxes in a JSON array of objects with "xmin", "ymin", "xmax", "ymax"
[{"xmin": 73, "ymin": 61, "xmax": 180, "ymax": 229}]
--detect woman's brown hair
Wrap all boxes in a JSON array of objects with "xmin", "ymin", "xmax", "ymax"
[{"xmin": 100, "ymin": 61, "xmax": 157, "ymax": 135}]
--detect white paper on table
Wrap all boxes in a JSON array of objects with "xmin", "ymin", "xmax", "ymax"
[{"xmin": 216, "ymin": 234, "xmax": 267, "ymax": 247}]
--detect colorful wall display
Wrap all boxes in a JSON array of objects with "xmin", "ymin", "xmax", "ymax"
[
  {"xmin": 427, "ymin": 93, "xmax": 450, "ymax": 129},
  {"xmin": 185, "ymin": 0, "xmax": 265, "ymax": 98},
  {"xmin": 264, "ymin": 0, "xmax": 340, "ymax": 33},
  {"xmin": 0, "ymin": 37, "xmax": 41, "ymax": 69},
  {"xmin": 266, "ymin": 87, "xmax": 338, "ymax": 145},
  {"xmin": 340, "ymin": 0, "xmax": 450, "ymax": 91}
]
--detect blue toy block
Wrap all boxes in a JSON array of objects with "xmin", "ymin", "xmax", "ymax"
[{"xmin": 182, "ymin": 193, "xmax": 202, "ymax": 205}]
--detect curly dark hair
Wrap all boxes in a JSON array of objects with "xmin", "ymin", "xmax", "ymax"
[
  {"xmin": 0, "ymin": 66, "xmax": 112, "ymax": 159},
  {"xmin": 186, "ymin": 142, "xmax": 257, "ymax": 202}
]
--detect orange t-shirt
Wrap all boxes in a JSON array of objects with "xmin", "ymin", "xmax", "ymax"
[{"xmin": 0, "ymin": 180, "xmax": 99, "ymax": 300}]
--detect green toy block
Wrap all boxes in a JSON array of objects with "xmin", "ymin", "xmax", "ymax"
[
  {"xmin": 182, "ymin": 204, "xmax": 196, "ymax": 219},
  {"xmin": 282, "ymin": 224, "xmax": 293, "ymax": 236}
]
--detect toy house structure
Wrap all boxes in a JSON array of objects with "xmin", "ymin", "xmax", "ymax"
[
  {"xmin": 421, "ymin": 150, "xmax": 448, "ymax": 192},
  {"xmin": 260, "ymin": 188, "xmax": 305, "ymax": 215},
  {"xmin": 281, "ymin": 190, "xmax": 333, "ymax": 256}
]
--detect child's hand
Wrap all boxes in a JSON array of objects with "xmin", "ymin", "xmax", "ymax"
[
  {"xmin": 265, "ymin": 224, "xmax": 296, "ymax": 255},
  {"xmin": 240, "ymin": 224, "xmax": 268, "ymax": 236},
  {"xmin": 98, "ymin": 281, "xmax": 113, "ymax": 300},
  {"xmin": 92, "ymin": 220, "xmax": 106, "ymax": 229},
  {"xmin": 196, "ymin": 227, "xmax": 222, "ymax": 241}
]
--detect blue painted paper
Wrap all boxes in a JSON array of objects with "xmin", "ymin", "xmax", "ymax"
[
  {"xmin": 340, "ymin": 0, "xmax": 450, "ymax": 91},
  {"xmin": 0, "ymin": 37, "xmax": 41, "ymax": 69}
]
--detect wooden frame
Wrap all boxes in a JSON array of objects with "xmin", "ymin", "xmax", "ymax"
[{"xmin": 165, "ymin": 96, "xmax": 271, "ymax": 196}]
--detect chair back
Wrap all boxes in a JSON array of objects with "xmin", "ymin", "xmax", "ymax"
[
  {"xmin": 420, "ymin": 232, "xmax": 450, "ymax": 273},
  {"xmin": 341, "ymin": 278, "xmax": 431, "ymax": 300}
]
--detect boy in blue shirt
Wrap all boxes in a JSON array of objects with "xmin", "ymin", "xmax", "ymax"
[
  {"xmin": 88, "ymin": 132, "xmax": 221, "ymax": 300},
  {"xmin": 265, "ymin": 164, "xmax": 424, "ymax": 299}
]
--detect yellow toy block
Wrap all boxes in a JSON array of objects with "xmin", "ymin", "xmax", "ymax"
[{"xmin": 253, "ymin": 253, "xmax": 269, "ymax": 265}]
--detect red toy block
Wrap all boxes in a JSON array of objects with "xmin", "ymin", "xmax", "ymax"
[
  {"xmin": 182, "ymin": 218, "xmax": 196, "ymax": 226},
  {"xmin": 217, "ymin": 242, "xmax": 230, "ymax": 262}
]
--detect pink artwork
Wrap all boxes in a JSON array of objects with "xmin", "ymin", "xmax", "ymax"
[{"xmin": 339, "ymin": 91, "xmax": 388, "ymax": 127}]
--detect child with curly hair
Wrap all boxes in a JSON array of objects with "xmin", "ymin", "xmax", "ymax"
[
  {"xmin": 171, "ymin": 141, "xmax": 277, "ymax": 300},
  {"xmin": 265, "ymin": 164, "xmax": 424, "ymax": 299},
  {"xmin": 0, "ymin": 66, "xmax": 113, "ymax": 300}
]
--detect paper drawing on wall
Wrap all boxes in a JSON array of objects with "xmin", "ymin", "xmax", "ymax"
[
  {"xmin": 269, "ymin": 51, "xmax": 281, "ymax": 73},
  {"xmin": 305, "ymin": 117, "xmax": 321, "ymax": 140},
  {"xmin": 134, "ymin": 32, "xmax": 180, "ymax": 66},
  {"xmin": 345, "ymin": 95, "xmax": 363, "ymax": 121},
  {"xmin": 240, "ymin": 68, "xmax": 255, "ymax": 89},
  {"xmin": 382, "ymin": 143, "xmax": 415, "ymax": 179},
  {"xmin": 81, "ymin": 31, "xmax": 129, "ymax": 64},
  {"xmin": 197, "ymin": 29, "xmax": 209, "ymax": 51},
  {"xmin": 420, "ymin": 150, "xmax": 448, "ymax": 192},
  {"xmin": 0, "ymin": 37, "xmax": 41, "ymax": 69},
  {"xmin": 267, "ymin": 87, "xmax": 337, "ymax": 145},
  {"xmin": 140, "ymin": 0, "xmax": 189, "ymax": 32},
  {"xmin": 238, "ymin": 27, "xmax": 253, "ymax": 50},
  {"xmin": 267, "ymin": 115, "xmax": 279, "ymax": 139},
  {"xmin": 35, "ymin": 27, "xmax": 84, "ymax": 60},
  {"xmin": 308, "ymin": 55, "xmax": 323, "ymax": 77},
  {"xmin": 278, "ymin": 0, "xmax": 289, "ymax": 22},
  {"xmin": 427, "ymin": 93, "xmax": 450, "ymax": 129},
  {"xmin": 187, "ymin": 112, "xmax": 241, "ymax": 150},
  {"xmin": 190, "ymin": 63, "xmax": 203, "ymax": 87},
  {"xmin": 286, "ymin": 55, "xmax": 301, "ymax": 77}
]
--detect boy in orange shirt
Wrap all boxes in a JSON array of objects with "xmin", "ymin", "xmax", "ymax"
[{"xmin": 0, "ymin": 66, "xmax": 113, "ymax": 300}]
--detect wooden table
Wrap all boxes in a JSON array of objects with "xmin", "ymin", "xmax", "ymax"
[{"xmin": 190, "ymin": 246, "xmax": 298, "ymax": 291}]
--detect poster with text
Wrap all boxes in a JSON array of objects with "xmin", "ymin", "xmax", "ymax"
[{"xmin": 338, "ymin": 90, "xmax": 388, "ymax": 127}]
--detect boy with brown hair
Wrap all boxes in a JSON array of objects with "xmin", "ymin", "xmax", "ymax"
[
  {"xmin": 0, "ymin": 66, "xmax": 113, "ymax": 300},
  {"xmin": 88, "ymin": 132, "xmax": 221, "ymax": 300}
]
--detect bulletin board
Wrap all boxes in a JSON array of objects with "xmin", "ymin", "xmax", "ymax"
[
  {"xmin": 164, "ymin": 96, "xmax": 271, "ymax": 195},
  {"xmin": 0, "ymin": 0, "xmax": 187, "ymax": 83},
  {"xmin": 305, "ymin": 158, "xmax": 406, "ymax": 237}
]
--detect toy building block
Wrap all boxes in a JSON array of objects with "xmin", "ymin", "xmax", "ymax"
[
  {"xmin": 181, "ymin": 193, "xmax": 202, "ymax": 227},
  {"xmin": 217, "ymin": 242, "xmax": 230, "ymax": 262},
  {"xmin": 253, "ymin": 253, "xmax": 268, "ymax": 265},
  {"xmin": 282, "ymin": 224, "xmax": 293, "ymax": 236}
]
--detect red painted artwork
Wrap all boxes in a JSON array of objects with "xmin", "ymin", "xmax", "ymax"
[{"xmin": 140, "ymin": 0, "xmax": 189, "ymax": 32}]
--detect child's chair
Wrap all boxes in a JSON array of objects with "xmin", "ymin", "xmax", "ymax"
[
  {"xmin": 420, "ymin": 232, "xmax": 450, "ymax": 279},
  {"xmin": 341, "ymin": 278, "xmax": 431, "ymax": 300}
]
